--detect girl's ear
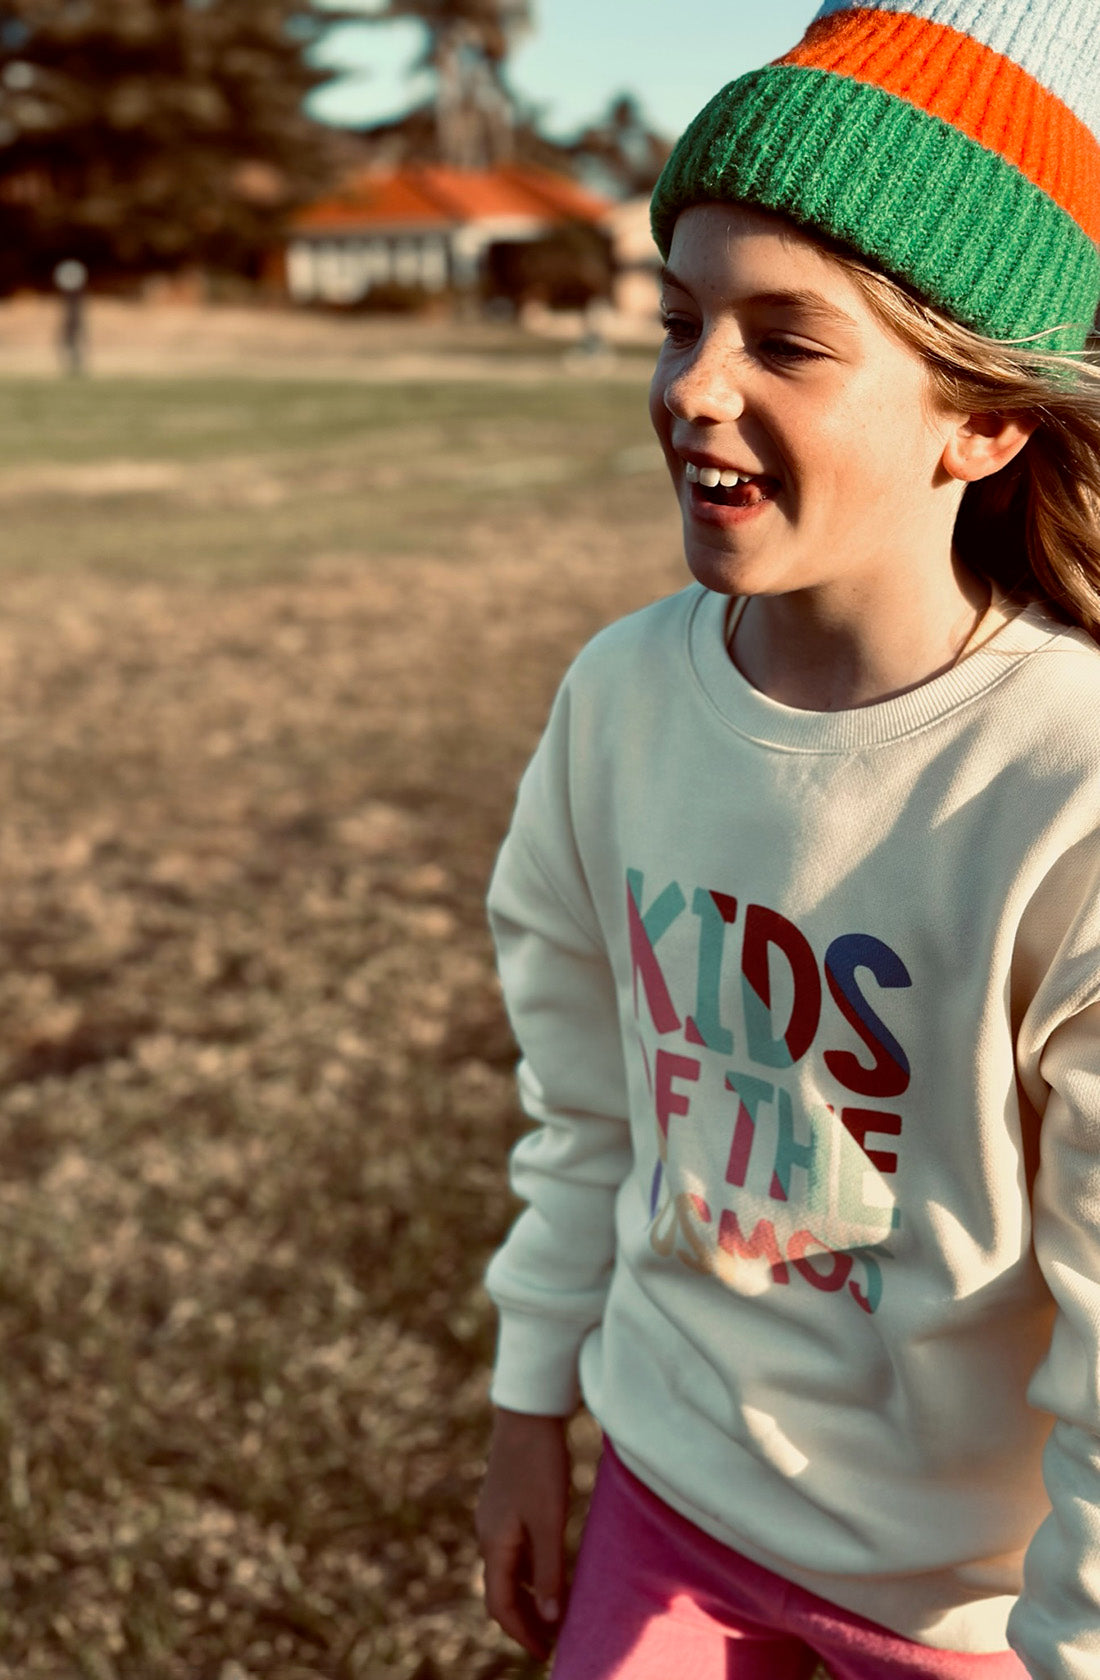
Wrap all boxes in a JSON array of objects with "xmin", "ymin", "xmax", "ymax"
[{"xmin": 941, "ymin": 411, "xmax": 1037, "ymax": 484}]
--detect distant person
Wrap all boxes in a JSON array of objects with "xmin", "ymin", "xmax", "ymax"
[
  {"xmin": 476, "ymin": 2, "xmax": 1100, "ymax": 1678},
  {"xmin": 54, "ymin": 260, "xmax": 88, "ymax": 376}
]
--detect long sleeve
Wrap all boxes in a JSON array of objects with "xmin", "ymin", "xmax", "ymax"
[
  {"xmin": 480, "ymin": 587, "xmax": 1100, "ymax": 1660},
  {"xmin": 484, "ymin": 680, "xmax": 633, "ymax": 1416},
  {"xmin": 1008, "ymin": 838, "xmax": 1100, "ymax": 1679}
]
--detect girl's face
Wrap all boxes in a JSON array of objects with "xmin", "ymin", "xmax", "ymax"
[{"xmin": 650, "ymin": 203, "xmax": 966, "ymax": 600}]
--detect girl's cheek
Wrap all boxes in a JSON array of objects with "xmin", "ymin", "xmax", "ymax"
[{"xmin": 648, "ymin": 374, "xmax": 671, "ymax": 440}]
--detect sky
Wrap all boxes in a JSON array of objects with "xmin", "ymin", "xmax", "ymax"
[{"xmin": 309, "ymin": 0, "xmax": 821, "ymax": 141}]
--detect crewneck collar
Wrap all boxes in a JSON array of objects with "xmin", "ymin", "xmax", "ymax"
[{"xmin": 687, "ymin": 585, "xmax": 1066, "ymax": 753}]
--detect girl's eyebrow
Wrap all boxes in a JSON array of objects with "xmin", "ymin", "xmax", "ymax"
[
  {"xmin": 750, "ymin": 289, "xmax": 858, "ymax": 329},
  {"xmin": 659, "ymin": 268, "xmax": 857, "ymax": 331}
]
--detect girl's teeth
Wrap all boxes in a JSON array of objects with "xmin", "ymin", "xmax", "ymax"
[{"xmin": 684, "ymin": 460, "xmax": 759, "ymax": 489}]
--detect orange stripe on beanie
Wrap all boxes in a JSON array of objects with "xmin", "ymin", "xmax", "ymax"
[
  {"xmin": 651, "ymin": 0, "xmax": 1100, "ymax": 349},
  {"xmin": 781, "ymin": 9, "xmax": 1100, "ymax": 242}
]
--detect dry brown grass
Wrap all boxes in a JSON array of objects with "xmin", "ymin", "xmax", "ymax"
[{"xmin": 0, "ymin": 361, "xmax": 696, "ymax": 1679}]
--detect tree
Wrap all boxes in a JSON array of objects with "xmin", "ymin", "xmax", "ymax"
[
  {"xmin": 0, "ymin": 0, "xmax": 358, "ymax": 288},
  {"xmin": 353, "ymin": 0, "xmax": 531, "ymax": 169},
  {"xmin": 564, "ymin": 94, "xmax": 671, "ymax": 199}
]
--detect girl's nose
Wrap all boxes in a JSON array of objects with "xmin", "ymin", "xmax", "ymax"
[{"xmin": 663, "ymin": 340, "xmax": 747, "ymax": 424}]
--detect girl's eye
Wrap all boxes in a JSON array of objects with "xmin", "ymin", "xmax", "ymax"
[
  {"xmin": 659, "ymin": 311, "xmax": 698, "ymax": 345},
  {"xmin": 759, "ymin": 337, "xmax": 827, "ymax": 364}
]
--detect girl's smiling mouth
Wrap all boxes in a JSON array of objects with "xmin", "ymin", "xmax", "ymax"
[{"xmin": 682, "ymin": 458, "xmax": 780, "ymax": 521}]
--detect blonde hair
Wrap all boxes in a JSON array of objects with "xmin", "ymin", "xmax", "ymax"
[{"xmin": 831, "ymin": 249, "xmax": 1100, "ymax": 646}]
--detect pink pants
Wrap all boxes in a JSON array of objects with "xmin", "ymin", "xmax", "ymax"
[{"xmin": 550, "ymin": 1444, "xmax": 1029, "ymax": 1680}]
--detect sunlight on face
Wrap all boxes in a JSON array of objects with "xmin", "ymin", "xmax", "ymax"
[{"xmin": 649, "ymin": 203, "xmax": 963, "ymax": 601}]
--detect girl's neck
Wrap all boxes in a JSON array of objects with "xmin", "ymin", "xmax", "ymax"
[{"xmin": 729, "ymin": 560, "xmax": 1001, "ymax": 712}]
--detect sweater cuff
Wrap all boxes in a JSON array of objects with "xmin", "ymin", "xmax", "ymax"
[{"xmin": 489, "ymin": 1309, "xmax": 586, "ymax": 1416}]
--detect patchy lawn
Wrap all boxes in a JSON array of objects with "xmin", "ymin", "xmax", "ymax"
[{"xmin": 0, "ymin": 366, "xmax": 701, "ymax": 1679}]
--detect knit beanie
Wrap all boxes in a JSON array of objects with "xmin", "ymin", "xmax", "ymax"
[{"xmin": 650, "ymin": 0, "xmax": 1100, "ymax": 352}]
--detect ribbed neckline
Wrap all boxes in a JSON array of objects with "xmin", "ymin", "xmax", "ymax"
[{"xmin": 686, "ymin": 585, "xmax": 1065, "ymax": 753}]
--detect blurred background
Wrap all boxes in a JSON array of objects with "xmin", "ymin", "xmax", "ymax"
[{"xmin": 0, "ymin": 3, "xmax": 815, "ymax": 1676}]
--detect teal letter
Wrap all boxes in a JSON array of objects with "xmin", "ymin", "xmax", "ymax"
[
  {"xmin": 770, "ymin": 1089, "xmax": 828, "ymax": 1210},
  {"xmin": 686, "ymin": 888, "xmax": 737, "ymax": 1054}
]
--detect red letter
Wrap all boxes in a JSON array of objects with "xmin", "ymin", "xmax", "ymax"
[
  {"xmin": 717, "ymin": 1209, "xmax": 789, "ymax": 1284},
  {"xmin": 724, "ymin": 1071, "xmax": 773, "ymax": 1187},
  {"xmin": 655, "ymin": 1050, "xmax": 700, "ymax": 1141},
  {"xmin": 626, "ymin": 872, "xmax": 684, "ymax": 1034},
  {"xmin": 823, "ymin": 933, "xmax": 911, "ymax": 1098},
  {"xmin": 837, "ymin": 1109, "xmax": 902, "ymax": 1230},
  {"xmin": 786, "ymin": 1229, "xmax": 854, "ymax": 1293},
  {"xmin": 841, "ymin": 1108, "xmax": 902, "ymax": 1173},
  {"xmin": 741, "ymin": 904, "xmax": 821, "ymax": 1069}
]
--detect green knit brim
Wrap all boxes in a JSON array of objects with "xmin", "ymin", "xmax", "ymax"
[{"xmin": 651, "ymin": 66, "xmax": 1100, "ymax": 355}]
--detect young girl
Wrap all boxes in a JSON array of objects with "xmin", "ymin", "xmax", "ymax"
[{"xmin": 476, "ymin": 4, "xmax": 1100, "ymax": 1676}]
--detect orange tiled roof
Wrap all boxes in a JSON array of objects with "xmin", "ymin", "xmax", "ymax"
[{"xmin": 294, "ymin": 164, "xmax": 610, "ymax": 234}]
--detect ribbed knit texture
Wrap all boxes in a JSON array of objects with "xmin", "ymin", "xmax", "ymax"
[
  {"xmin": 816, "ymin": 0, "xmax": 1100, "ymax": 129},
  {"xmin": 650, "ymin": 1, "xmax": 1100, "ymax": 350},
  {"xmin": 783, "ymin": 11, "xmax": 1100, "ymax": 239}
]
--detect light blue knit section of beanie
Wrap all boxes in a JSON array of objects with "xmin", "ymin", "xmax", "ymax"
[{"xmin": 814, "ymin": 0, "xmax": 1100, "ymax": 133}]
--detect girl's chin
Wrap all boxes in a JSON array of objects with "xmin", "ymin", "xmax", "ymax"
[
  {"xmin": 683, "ymin": 531, "xmax": 809, "ymax": 598},
  {"xmin": 685, "ymin": 553, "xmax": 763, "ymax": 597},
  {"xmin": 682, "ymin": 517, "xmax": 792, "ymax": 596}
]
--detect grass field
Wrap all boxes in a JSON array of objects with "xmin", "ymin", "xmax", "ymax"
[{"xmin": 0, "ymin": 361, "xmax": 703, "ymax": 1678}]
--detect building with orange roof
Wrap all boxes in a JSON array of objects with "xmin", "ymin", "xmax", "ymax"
[{"xmin": 285, "ymin": 163, "xmax": 611, "ymax": 308}]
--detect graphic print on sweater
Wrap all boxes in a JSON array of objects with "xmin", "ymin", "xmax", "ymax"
[{"xmin": 628, "ymin": 868, "xmax": 910, "ymax": 1316}]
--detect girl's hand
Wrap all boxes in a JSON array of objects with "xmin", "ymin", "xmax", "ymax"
[{"xmin": 476, "ymin": 1406, "xmax": 571, "ymax": 1660}]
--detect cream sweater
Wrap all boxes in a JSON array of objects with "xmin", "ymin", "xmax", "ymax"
[{"xmin": 485, "ymin": 585, "xmax": 1100, "ymax": 1680}]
